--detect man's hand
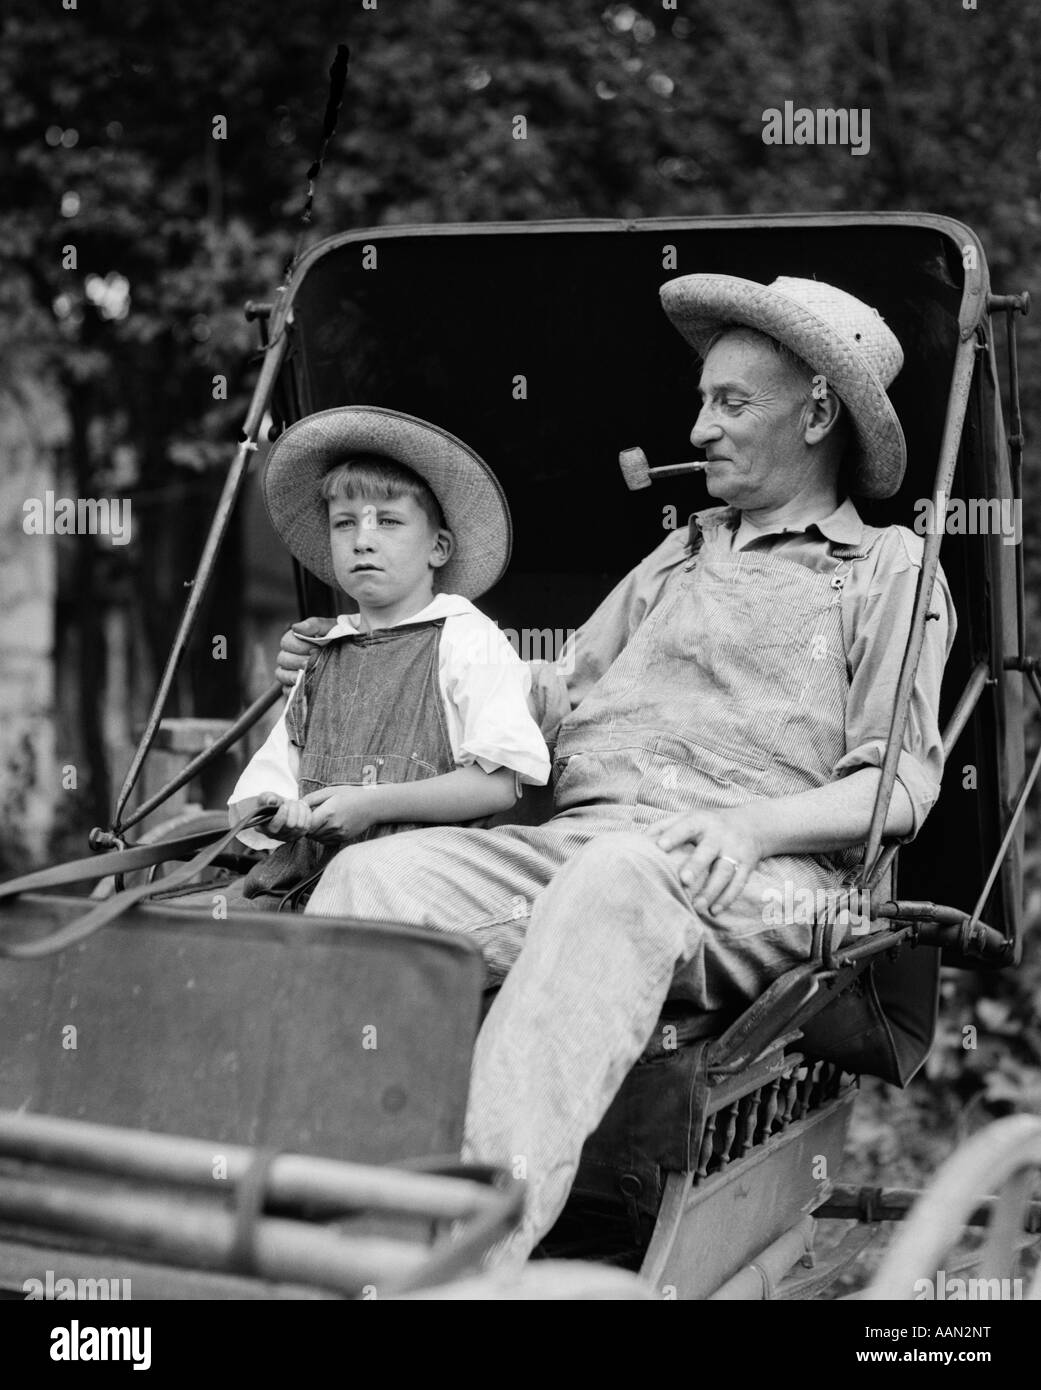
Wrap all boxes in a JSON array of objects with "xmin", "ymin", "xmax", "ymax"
[
  {"xmin": 276, "ymin": 616, "xmax": 336, "ymax": 691},
  {"xmin": 302, "ymin": 785, "xmax": 378, "ymax": 844},
  {"xmin": 647, "ymin": 806, "xmax": 766, "ymax": 917},
  {"xmin": 258, "ymin": 792, "xmax": 314, "ymax": 841}
]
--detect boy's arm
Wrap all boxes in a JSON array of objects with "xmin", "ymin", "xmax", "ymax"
[
  {"xmin": 439, "ymin": 610, "xmax": 552, "ymax": 785},
  {"xmin": 227, "ymin": 679, "xmax": 303, "ymax": 847},
  {"xmin": 304, "ymin": 766, "xmax": 516, "ymax": 843}
]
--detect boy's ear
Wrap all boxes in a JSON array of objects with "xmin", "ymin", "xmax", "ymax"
[{"xmin": 430, "ymin": 527, "xmax": 453, "ymax": 570}]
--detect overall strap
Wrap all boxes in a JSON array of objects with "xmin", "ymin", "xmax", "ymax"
[
  {"xmin": 684, "ymin": 513, "xmax": 707, "ymax": 562},
  {"xmin": 352, "ymin": 617, "xmax": 448, "ymax": 643},
  {"xmin": 682, "ymin": 513, "xmax": 879, "ymax": 661}
]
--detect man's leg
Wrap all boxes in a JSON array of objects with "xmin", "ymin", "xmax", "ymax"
[{"xmin": 462, "ymin": 829, "xmax": 811, "ymax": 1264}]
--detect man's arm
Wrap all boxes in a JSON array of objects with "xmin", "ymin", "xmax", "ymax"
[
  {"xmin": 651, "ymin": 530, "xmax": 956, "ymax": 916},
  {"xmin": 652, "ymin": 769, "xmax": 914, "ymax": 914},
  {"xmin": 276, "ymin": 616, "xmax": 337, "ymax": 690},
  {"xmin": 748, "ymin": 769, "xmax": 915, "ymax": 854},
  {"xmin": 276, "ymin": 532, "xmax": 690, "ymax": 716},
  {"xmin": 831, "ymin": 531, "xmax": 956, "ymax": 840},
  {"xmin": 530, "ymin": 529, "xmax": 692, "ymax": 743}
]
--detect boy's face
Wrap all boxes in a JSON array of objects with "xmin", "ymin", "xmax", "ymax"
[{"xmin": 327, "ymin": 490, "xmax": 451, "ymax": 616}]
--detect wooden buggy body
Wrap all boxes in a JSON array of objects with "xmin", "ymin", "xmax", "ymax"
[{"xmin": 0, "ymin": 213, "xmax": 1034, "ymax": 1299}]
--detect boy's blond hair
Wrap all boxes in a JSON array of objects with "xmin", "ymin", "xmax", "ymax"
[{"xmin": 321, "ymin": 455, "xmax": 447, "ymax": 532}]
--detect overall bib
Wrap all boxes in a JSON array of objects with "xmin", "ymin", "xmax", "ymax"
[{"xmin": 243, "ymin": 620, "xmax": 455, "ymax": 908}]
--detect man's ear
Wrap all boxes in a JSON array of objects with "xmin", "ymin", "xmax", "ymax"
[
  {"xmin": 430, "ymin": 527, "xmax": 454, "ymax": 570},
  {"xmin": 803, "ymin": 388, "xmax": 844, "ymax": 447}
]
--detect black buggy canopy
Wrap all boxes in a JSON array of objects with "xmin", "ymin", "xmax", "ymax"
[{"xmin": 266, "ymin": 212, "xmax": 1024, "ymax": 961}]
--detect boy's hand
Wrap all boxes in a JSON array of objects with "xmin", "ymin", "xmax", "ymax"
[
  {"xmin": 257, "ymin": 792, "xmax": 314, "ymax": 841},
  {"xmin": 302, "ymin": 785, "xmax": 378, "ymax": 844},
  {"xmin": 276, "ymin": 616, "xmax": 337, "ymax": 691}
]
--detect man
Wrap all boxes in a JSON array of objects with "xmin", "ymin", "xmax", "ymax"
[{"xmin": 274, "ymin": 275, "xmax": 955, "ymax": 1262}]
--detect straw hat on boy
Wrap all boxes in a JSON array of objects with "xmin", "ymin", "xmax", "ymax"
[{"xmin": 263, "ymin": 406, "xmax": 512, "ymax": 599}]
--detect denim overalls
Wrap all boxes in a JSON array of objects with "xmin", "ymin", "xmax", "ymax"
[
  {"xmin": 243, "ymin": 620, "xmax": 455, "ymax": 907},
  {"xmin": 551, "ymin": 508, "xmax": 876, "ymax": 940}
]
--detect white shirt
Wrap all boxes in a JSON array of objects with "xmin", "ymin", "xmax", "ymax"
[{"xmin": 229, "ymin": 593, "xmax": 551, "ymax": 849}]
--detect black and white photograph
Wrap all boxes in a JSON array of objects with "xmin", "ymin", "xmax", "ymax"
[{"xmin": 1, "ymin": 0, "xmax": 1040, "ymax": 1345}]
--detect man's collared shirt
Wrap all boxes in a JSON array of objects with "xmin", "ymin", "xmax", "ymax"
[{"xmin": 540, "ymin": 498, "xmax": 956, "ymax": 839}]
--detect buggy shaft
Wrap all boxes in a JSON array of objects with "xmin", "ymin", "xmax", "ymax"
[
  {"xmin": 0, "ymin": 1174, "xmax": 424, "ymax": 1296},
  {"xmin": 0, "ymin": 1111, "xmax": 501, "ymax": 1221},
  {"xmin": 110, "ymin": 328, "xmax": 289, "ymax": 832}
]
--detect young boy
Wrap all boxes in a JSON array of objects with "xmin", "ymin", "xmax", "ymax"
[{"xmin": 229, "ymin": 405, "xmax": 550, "ymax": 909}]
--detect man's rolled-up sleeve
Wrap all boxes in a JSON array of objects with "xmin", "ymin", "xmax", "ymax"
[{"xmin": 833, "ymin": 531, "xmax": 957, "ymax": 840}]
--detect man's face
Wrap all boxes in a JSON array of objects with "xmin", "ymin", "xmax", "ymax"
[{"xmin": 691, "ymin": 331, "xmax": 816, "ymax": 508}]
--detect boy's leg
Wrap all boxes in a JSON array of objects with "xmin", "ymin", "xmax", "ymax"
[
  {"xmin": 146, "ymin": 876, "xmax": 257, "ymax": 911},
  {"xmin": 303, "ymin": 818, "xmax": 606, "ymax": 980}
]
